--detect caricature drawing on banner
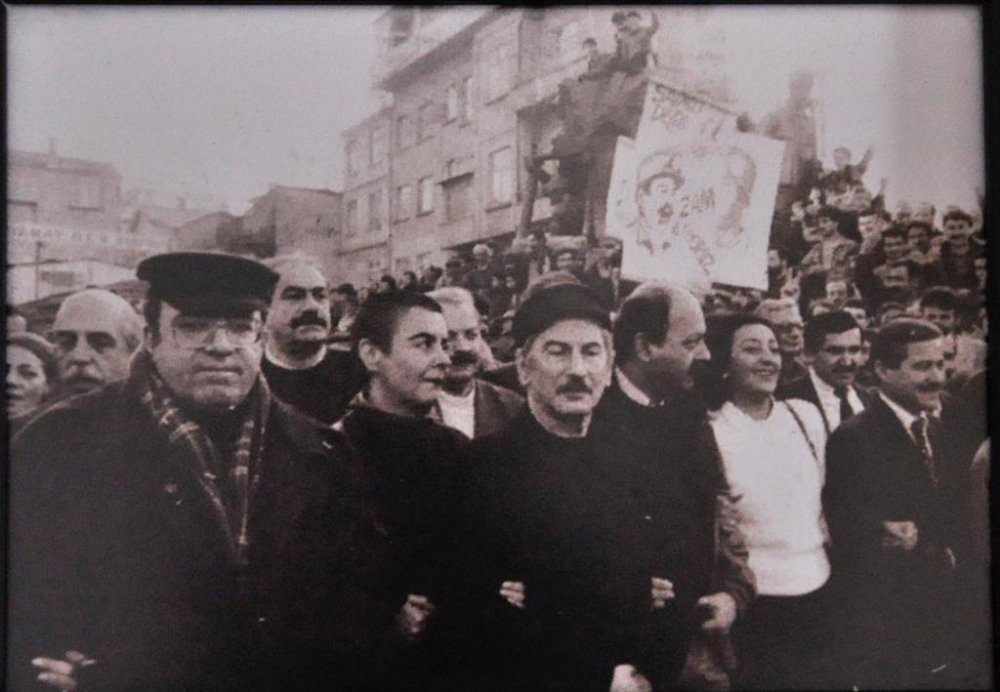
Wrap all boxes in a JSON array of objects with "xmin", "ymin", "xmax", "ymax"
[{"xmin": 607, "ymin": 81, "xmax": 786, "ymax": 293}]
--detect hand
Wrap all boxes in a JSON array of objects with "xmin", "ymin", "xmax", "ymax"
[
  {"xmin": 499, "ymin": 580, "xmax": 526, "ymax": 609},
  {"xmin": 698, "ymin": 592, "xmax": 738, "ymax": 633},
  {"xmin": 396, "ymin": 593, "xmax": 436, "ymax": 641},
  {"xmin": 651, "ymin": 576, "xmax": 675, "ymax": 609},
  {"xmin": 610, "ymin": 664, "xmax": 653, "ymax": 692},
  {"xmin": 32, "ymin": 651, "xmax": 95, "ymax": 691},
  {"xmin": 881, "ymin": 521, "xmax": 918, "ymax": 551}
]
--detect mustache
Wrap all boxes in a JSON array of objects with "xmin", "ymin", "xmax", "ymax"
[
  {"xmin": 832, "ymin": 364, "xmax": 857, "ymax": 374},
  {"xmin": 558, "ymin": 378, "xmax": 592, "ymax": 395},
  {"xmin": 449, "ymin": 351, "xmax": 479, "ymax": 367},
  {"xmin": 290, "ymin": 311, "xmax": 329, "ymax": 329},
  {"xmin": 917, "ymin": 382, "xmax": 943, "ymax": 393}
]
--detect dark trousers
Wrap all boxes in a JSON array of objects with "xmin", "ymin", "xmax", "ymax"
[{"xmin": 731, "ymin": 584, "xmax": 837, "ymax": 690}]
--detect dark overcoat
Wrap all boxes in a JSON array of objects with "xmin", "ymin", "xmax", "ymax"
[{"xmin": 8, "ymin": 378, "xmax": 382, "ymax": 690}]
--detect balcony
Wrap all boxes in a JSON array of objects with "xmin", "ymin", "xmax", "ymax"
[{"xmin": 373, "ymin": 6, "xmax": 494, "ymax": 89}]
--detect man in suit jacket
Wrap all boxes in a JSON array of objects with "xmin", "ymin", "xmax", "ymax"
[
  {"xmin": 823, "ymin": 318, "xmax": 959, "ymax": 689},
  {"xmin": 777, "ymin": 310, "xmax": 876, "ymax": 434},
  {"xmin": 427, "ymin": 287, "xmax": 523, "ymax": 438}
]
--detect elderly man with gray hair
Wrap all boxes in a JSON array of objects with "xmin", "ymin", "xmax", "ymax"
[
  {"xmin": 754, "ymin": 296, "xmax": 808, "ymax": 386},
  {"xmin": 47, "ymin": 288, "xmax": 143, "ymax": 399},
  {"xmin": 425, "ymin": 287, "xmax": 522, "ymax": 439}
]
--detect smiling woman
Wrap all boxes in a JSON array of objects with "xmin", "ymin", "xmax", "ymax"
[{"xmin": 701, "ymin": 313, "xmax": 835, "ymax": 688}]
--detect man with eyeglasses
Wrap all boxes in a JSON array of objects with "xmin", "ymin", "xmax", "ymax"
[
  {"xmin": 11, "ymin": 251, "xmax": 367, "ymax": 690},
  {"xmin": 47, "ymin": 288, "xmax": 143, "ymax": 399},
  {"xmin": 754, "ymin": 297, "xmax": 808, "ymax": 386},
  {"xmin": 260, "ymin": 254, "xmax": 361, "ymax": 424}
]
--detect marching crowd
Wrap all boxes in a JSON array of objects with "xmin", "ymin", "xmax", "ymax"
[{"xmin": 6, "ymin": 146, "xmax": 990, "ymax": 690}]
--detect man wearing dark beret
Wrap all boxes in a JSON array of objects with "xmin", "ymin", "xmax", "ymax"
[
  {"xmin": 10, "ymin": 251, "xmax": 370, "ymax": 689},
  {"xmin": 454, "ymin": 273, "xmax": 688, "ymax": 690}
]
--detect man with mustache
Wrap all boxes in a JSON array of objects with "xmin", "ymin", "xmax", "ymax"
[
  {"xmin": 333, "ymin": 290, "xmax": 469, "ymax": 689},
  {"xmin": 590, "ymin": 282, "xmax": 756, "ymax": 687},
  {"xmin": 823, "ymin": 318, "xmax": 958, "ymax": 688},
  {"xmin": 425, "ymin": 287, "xmax": 522, "ymax": 439},
  {"xmin": 11, "ymin": 252, "xmax": 365, "ymax": 689},
  {"xmin": 47, "ymin": 288, "xmax": 143, "ymax": 400},
  {"xmin": 778, "ymin": 311, "xmax": 875, "ymax": 434},
  {"xmin": 457, "ymin": 275, "xmax": 693, "ymax": 690},
  {"xmin": 261, "ymin": 255, "xmax": 360, "ymax": 424}
]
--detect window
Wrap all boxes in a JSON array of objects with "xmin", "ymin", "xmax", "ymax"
[
  {"xmin": 462, "ymin": 76, "xmax": 474, "ymax": 121},
  {"xmin": 446, "ymin": 85, "xmax": 459, "ymax": 122},
  {"xmin": 443, "ymin": 175, "xmax": 472, "ymax": 223},
  {"xmin": 417, "ymin": 103, "xmax": 435, "ymax": 141},
  {"xmin": 367, "ymin": 189, "xmax": 383, "ymax": 232},
  {"xmin": 483, "ymin": 43, "xmax": 515, "ymax": 101},
  {"xmin": 346, "ymin": 139, "xmax": 361, "ymax": 175},
  {"xmin": 488, "ymin": 147, "xmax": 514, "ymax": 204},
  {"xmin": 418, "ymin": 176, "xmax": 434, "ymax": 214},
  {"xmin": 558, "ymin": 21, "xmax": 582, "ymax": 64},
  {"xmin": 69, "ymin": 178, "xmax": 102, "ymax": 209},
  {"xmin": 346, "ymin": 199, "xmax": 358, "ymax": 236},
  {"xmin": 396, "ymin": 184, "xmax": 413, "ymax": 221},
  {"xmin": 369, "ymin": 126, "xmax": 386, "ymax": 166},
  {"xmin": 396, "ymin": 115, "xmax": 414, "ymax": 150}
]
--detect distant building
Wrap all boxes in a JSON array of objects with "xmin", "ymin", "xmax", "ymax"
[
  {"xmin": 6, "ymin": 258, "xmax": 137, "ymax": 305},
  {"xmin": 229, "ymin": 185, "xmax": 342, "ymax": 277},
  {"xmin": 175, "ymin": 211, "xmax": 242, "ymax": 252},
  {"xmin": 119, "ymin": 186, "xmax": 230, "ymax": 262}
]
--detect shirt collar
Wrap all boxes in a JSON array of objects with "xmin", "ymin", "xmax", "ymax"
[
  {"xmin": 615, "ymin": 367, "xmax": 655, "ymax": 407},
  {"xmin": 879, "ymin": 391, "xmax": 925, "ymax": 438},
  {"xmin": 264, "ymin": 342, "xmax": 327, "ymax": 370}
]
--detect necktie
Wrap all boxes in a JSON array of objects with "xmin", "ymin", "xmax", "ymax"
[
  {"xmin": 834, "ymin": 386, "xmax": 854, "ymax": 423},
  {"xmin": 910, "ymin": 416, "xmax": 938, "ymax": 486}
]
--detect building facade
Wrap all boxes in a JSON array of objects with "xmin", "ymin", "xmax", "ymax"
[{"xmin": 337, "ymin": 6, "xmax": 734, "ymax": 285}]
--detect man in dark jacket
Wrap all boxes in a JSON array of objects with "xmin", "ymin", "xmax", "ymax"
[
  {"xmin": 458, "ymin": 275, "xmax": 696, "ymax": 691},
  {"xmin": 592, "ymin": 283, "xmax": 756, "ymax": 645},
  {"xmin": 823, "ymin": 318, "xmax": 959, "ymax": 688},
  {"xmin": 260, "ymin": 254, "xmax": 361, "ymax": 424},
  {"xmin": 10, "ymin": 252, "xmax": 371, "ymax": 690}
]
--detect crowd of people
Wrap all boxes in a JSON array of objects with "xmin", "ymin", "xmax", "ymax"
[{"xmin": 5, "ymin": 142, "xmax": 990, "ymax": 690}]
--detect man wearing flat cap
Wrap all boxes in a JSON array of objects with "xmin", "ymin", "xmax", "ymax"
[
  {"xmin": 10, "ymin": 251, "xmax": 369, "ymax": 690},
  {"xmin": 455, "ymin": 273, "xmax": 690, "ymax": 691}
]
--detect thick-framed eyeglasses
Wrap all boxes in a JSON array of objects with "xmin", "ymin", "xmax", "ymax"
[{"xmin": 170, "ymin": 316, "xmax": 263, "ymax": 349}]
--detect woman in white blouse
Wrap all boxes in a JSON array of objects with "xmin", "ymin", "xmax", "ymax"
[{"xmin": 701, "ymin": 314, "xmax": 833, "ymax": 690}]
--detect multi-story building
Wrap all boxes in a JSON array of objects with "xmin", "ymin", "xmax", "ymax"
[
  {"xmin": 338, "ymin": 6, "xmax": 733, "ymax": 282},
  {"xmin": 6, "ymin": 147, "xmax": 172, "ymax": 301}
]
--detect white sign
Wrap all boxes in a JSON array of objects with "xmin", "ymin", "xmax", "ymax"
[{"xmin": 634, "ymin": 81, "xmax": 738, "ymax": 146}]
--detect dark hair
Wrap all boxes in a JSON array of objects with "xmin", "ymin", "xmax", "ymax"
[
  {"xmin": 334, "ymin": 282, "xmax": 357, "ymax": 297},
  {"xmin": 803, "ymin": 310, "xmax": 861, "ymax": 353},
  {"xmin": 942, "ymin": 209, "xmax": 973, "ymax": 227},
  {"xmin": 870, "ymin": 318, "xmax": 942, "ymax": 369},
  {"xmin": 350, "ymin": 291, "xmax": 442, "ymax": 353},
  {"xmin": 613, "ymin": 287, "xmax": 673, "ymax": 363},
  {"xmin": 700, "ymin": 314, "xmax": 776, "ymax": 409},
  {"xmin": 817, "ymin": 206, "xmax": 842, "ymax": 223},
  {"xmin": 919, "ymin": 286, "xmax": 958, "ymax": 312},
  {"xmin": 881, "ymin": 225, "xmax": 908, "ymax": 243},
  {"xmin": 905, "ymin": 220, "xmax": 933, "ymax": 236},
  {"xmin": 378, "ymin": 274, "xmax": 398, "ymax": 291},
  {"xmin": 844, "ymin": 297, "xmax": 867, "ymax": 311},
  {"xmin": 403, "ymin": 270, "xmax": 417, "ymax": 281}
]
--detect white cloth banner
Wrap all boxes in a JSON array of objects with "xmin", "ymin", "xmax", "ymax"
[{"xmin": 606, "ymin": 84, "xmax": 786, "ymax": 290}]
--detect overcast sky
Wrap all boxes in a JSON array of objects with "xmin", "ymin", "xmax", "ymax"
[{"xmin": 8, "ymin": 6, "xmax": 983, "ymax": 215}]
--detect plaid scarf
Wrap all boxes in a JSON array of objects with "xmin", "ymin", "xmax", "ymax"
[{"xmin": 132, "ymin": 349, "xmax": 271, "ymax": 568}]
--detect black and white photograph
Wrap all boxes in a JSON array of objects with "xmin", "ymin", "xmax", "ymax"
[{"xmin": 6, "ymin": 5, "xmax": 990, "ymax": 690}]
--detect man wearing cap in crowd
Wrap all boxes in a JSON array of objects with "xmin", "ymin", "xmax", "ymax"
[
  {"xmin": 10, "ymin": 251, "xmax": 368, "ymax": 690},
  {"xmin": 260, "ymin": 254, "xmax": 360, "ymax": 424},
  {"xmin": 46, "ymin": 287, "xmax": 143, "ymax": 400},
  {"xmin": 590, "ymin": 282, "xmax": 756, "ymax": 685},
  {"xmin": 329, "ymin": 281, "xmax": 360, "ymax": 349},
  {"xmin": 754, "ymin": 297, "xmax": 809, "ymax": 386},
  {"xmin": 457, "ymin": 273, "xmax": 694, "ymax": 690},
  {"xmin": 333, "ymin": 290, "xmax": 470, "ymax": 688},
  {"xmin": 425, "ymin": 287, "xmax": 523, "ymax": 439},
  {"xmin": 7, "ymin": 331, "xmax": 59, "ymax": 434}
]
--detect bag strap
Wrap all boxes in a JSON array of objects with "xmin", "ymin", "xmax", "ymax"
[{"xmin": 783, "ymin": 400, "xmax": 818, "ymax": 463}]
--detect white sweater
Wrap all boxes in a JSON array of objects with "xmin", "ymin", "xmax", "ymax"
[{"xmin": 710, "ymin": 398, "xmax": 830, "ymax": 596}]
